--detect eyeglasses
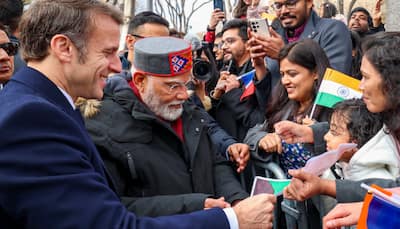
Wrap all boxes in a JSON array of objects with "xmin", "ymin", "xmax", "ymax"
[
  {"xmin": 0, "ymin": 42, "xmax": 19, "ymax": 56},
  {"xmin": 213, "ymin": 42, "xmax": 223, "ymax": 49},
  {"xmin": 272, "ymin": 0, "xmax": 299, "ymax": 11},
  {"xmin": 131, "ymin": 34, "xmax": 146, "ymax": 39},
  {"xmin": 148, "ymin": 75, "xmax": 191, "ymax": 95},
  {"xmin": 220, "ymin": 37, "xmax": 244, "ymax": 47}
]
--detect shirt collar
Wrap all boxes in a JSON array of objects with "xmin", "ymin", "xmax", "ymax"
[{"xmin": 57, "ymin": 87, "xmax": 76, "ymax": 109}]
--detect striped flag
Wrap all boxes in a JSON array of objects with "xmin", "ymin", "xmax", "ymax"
[
  {"xmin": 315, "ymin": 68, "xmax": 362, "ymax": 108},
  {"xmin": 358, "ymin": 184, "xmax": 400, "ymax": 229},
  {"xmin": 238, "ymin": 70, "xmax": 256, "ymax": 101},
  {"xmin": 250, "ymin": 176, "xmax": 291, "ymax": 196}
]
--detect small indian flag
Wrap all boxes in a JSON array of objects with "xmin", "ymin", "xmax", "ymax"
[{"xmin": 315, "ymin": 68, "xmax": 362, "ymax": 108}]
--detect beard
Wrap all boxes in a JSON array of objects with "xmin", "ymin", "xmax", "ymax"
[{"xmin": 142, "ymin": 85, "xmax": 184, "ymax": 121}]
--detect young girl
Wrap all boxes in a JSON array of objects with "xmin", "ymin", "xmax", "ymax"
[{"xmin": 324, "ymin": 98, "xmax": 400, "ymax": 181}]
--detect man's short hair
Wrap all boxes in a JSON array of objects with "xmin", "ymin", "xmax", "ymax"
[
  {"xmin": 221, "ymin": 19, "xmax": 248, "ymax": 41},
  {"xmin": 0, "ymin": 0, "xmax": 23, "ymax": 34},
  {"xmin": 19, "ymin": 0, "xmax": 123, "ymax": 63},
  {"xmin": 128, "ymin": 11, "xmax": 169, "ymax": 34},
  {"xmin": 0, "ymin": 23, "xmax": 10, "ymax": 37}
]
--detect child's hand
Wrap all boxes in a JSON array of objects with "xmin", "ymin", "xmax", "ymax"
[{"xmin": 301, "ymin": 116, "xmax": 315, "ymax": 126}]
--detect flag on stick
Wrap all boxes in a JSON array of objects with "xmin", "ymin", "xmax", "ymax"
[
  {"xmin": 310, "ymin": 68, "xmax": 362, "ymax": 118},
  {"xmin": 358, "ymin": 183, "xmax": 400, "ymax": 229},
  {"xmin": 238, "ymin": 70, "xmax": 256, "ymax": 101},
  {"xmin": 315, "ymin": 68, "xmax": 362, "ymax": 108}
]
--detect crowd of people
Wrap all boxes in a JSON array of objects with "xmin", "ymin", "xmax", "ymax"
[{"xmin": 0, "ymin": 0, "xmax": 398, "ymax": 228}]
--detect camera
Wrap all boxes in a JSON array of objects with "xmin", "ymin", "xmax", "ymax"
[{"xmin": 192, "ymin": 42, "xmax": 212, "ymax": 81}]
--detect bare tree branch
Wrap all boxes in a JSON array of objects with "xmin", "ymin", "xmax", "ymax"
[
  {"xmin": 152, "ymin": 0, "xmax": 213, "ymax": 33},
  {"xmin": 348, "ymin": 0, "xmax": 358, "ymax": 14},
  {"xmin": 336, "ymin": 0, "xmax": 344, "ymax": 14}
]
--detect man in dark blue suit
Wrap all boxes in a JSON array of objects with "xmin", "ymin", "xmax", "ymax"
[{"xmin": 0, "ymin": 0, "xmax": 276, "ymax": 228}]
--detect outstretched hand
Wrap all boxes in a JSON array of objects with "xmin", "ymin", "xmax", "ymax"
[
  {"xmin": 323, "ymin": 202, "xmax": 363, "ymax": 229},
  {"xmin": 233, "ymin": 194, "xmax": 276, "ymax": 229},
  {"xmin": 204, "ymin": 197, "xmax": 231, "ymax": 209},
  {"xmin": 228, "ymin": 143, "xmax": 250, "ymax": 173},
  {"xmin": 283, "ymin": 169, "xmax": 335, "ymax": 201},
  {"xmin": 274, "ymin": 120, "xmax": 314, "ymax": 144}
]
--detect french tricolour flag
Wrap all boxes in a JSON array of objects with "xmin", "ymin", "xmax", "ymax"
[{"xmin": 238, "ymin": 70, "xmax": 256, "ymax": 101}]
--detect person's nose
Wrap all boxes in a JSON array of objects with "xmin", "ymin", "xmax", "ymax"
[
  {"xmin": 0, "ymin": 48, "xmax": 11, "ymax": 61},
  {"xmin": 221, "ymin": 42, "xmax": 229, "ymax": 51},
  {"xmin": 176, "ymin": 88, "xmax": 189, "ymax": 101},
  {"xmin": 109, "ymin": 55, "xmax": 122, "ymax": 74},
  {"xmin": 359, "ymin": 78, "xmax": 365, "ymax": 91},
  {"xmin": 281, "ymin": 74, "xmax": 290, "ymax": 85}
]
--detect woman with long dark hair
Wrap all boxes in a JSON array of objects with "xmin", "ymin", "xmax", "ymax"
[
  {"xmin": 245, "ymin": 39, "xmax": 331, "ymax": 175},
  {"xmin": 277, "ymin": 32, "xmax": 400, "ymax": 228}
]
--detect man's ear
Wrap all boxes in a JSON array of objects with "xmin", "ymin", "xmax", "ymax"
[
  {"xmin": 125, "ymin": 34, "xmax": 136, "ymax": 50},
  {"xmin": 50, "ymin": 34, "xmax": 73, "ymax": 63},
  {"xmin": 313, "ymin": 71, "xmax": 318, "ymax": 81},
  {"xmin": 306, "ymin": 0, "xmax": 314, "ymax": 10},
  {"xmin": 133, "ymin": 72, "xmax": 147, "ymax": 93}
]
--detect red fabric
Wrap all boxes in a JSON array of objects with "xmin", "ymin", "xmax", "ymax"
[
  {"xmin": 240, "ymin": 82, "xmax": 255, "ymax": 101},
  {"xmin": 286, "ymin": 22, "xmax": 306, "ymax": 43},
  {"xmin": 204, "ymin": 30, "xmax": 215, "ymax": 43},
  {"xmin": 171, "ymin": 117, "xmax": 184, "ymax": 141}
]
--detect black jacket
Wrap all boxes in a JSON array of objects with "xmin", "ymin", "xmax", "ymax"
[
  {"xmin": 84, "ymin": 76, "xmax": 248, "ymax": 217},
  {"xmin": 210, "ymin": 59, "xmax": 272, "ymax": 142}
]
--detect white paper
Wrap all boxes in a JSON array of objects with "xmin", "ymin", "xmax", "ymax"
[{"xmin": 302, "ymin": 143, "xmax": 357, "ymax": 176}]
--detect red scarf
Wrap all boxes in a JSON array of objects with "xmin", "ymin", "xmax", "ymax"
[
  {"xmin": 286, "ymin": 22, "xmax": 306, "ymax": 43},
  {"xmin": 129, "ymin": 80, "xmax": 184, "ymax": 141}
]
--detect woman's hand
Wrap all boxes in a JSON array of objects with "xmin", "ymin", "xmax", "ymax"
[{"xmin": 283, "ymin": 169, "xmax": 336, "ymax": 201}]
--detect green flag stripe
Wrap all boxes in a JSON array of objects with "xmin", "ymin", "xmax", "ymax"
[
  {"xmin": 270, "ymin": 180, "xmax": 291, "ymax": 195},
  {"xmin": 315, "ymin": 92, "xmax": 344, "ymax": 108}
]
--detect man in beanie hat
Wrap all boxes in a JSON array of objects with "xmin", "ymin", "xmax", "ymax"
[
  {"xmin": 84, "ymin": 36, "xmax": 276, "ymax": 226},
  {"xmin": 348, "ymin": 6, "xmax": 385, "ymax": 38}
]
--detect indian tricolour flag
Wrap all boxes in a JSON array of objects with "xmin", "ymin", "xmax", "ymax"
[{"xmin": 315, "ymin": 68, "xmax": 362, "ymax": 108}]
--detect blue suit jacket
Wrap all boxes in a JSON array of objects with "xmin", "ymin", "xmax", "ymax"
[{"xmin": 0, "ymin": 67, "xmax": 230, "ymax": 229}]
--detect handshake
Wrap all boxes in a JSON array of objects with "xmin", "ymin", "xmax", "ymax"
[{"xmin": 232, "ymin": 194, "xmax": 276, "ymax": 229}]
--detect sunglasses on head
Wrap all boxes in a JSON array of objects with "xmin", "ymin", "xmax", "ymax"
[{"xmin": 0, "ymin": 42, "xmax": 19, "ymax": 56}]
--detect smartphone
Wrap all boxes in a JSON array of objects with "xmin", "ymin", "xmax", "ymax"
[
  {"xmin": 248, "ymin": 18, "xmax": 270, "ymax": 37},
  {"xmin": 213, "ymin": 0, "xmax": 224, "ymax": 11}
]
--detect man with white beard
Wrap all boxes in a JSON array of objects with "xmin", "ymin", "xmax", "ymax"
[{"xmin": 83, "ymin": 36, "xmax": 253, "ymax": 218}]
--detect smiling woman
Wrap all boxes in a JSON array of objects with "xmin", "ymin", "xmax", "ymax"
[
  {"xmin": 245, "ymin": 38, "xmax": 332, "ymax": 175},
  {"xmin": 271, "ymin": 32, "xmax": 400, "ymax": 229}
]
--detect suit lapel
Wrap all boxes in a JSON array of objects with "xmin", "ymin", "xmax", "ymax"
[{"xmin": 12, "ymin": 67, "xmax": 117, "ymax": 192}]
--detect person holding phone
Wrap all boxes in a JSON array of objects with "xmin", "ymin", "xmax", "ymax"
[
  {"xmin": 204, "ymin": 5, "xmax": 225, "ymax": 44},
  {"xmin": 248, "ymin": 0, "xmax": 352, "ymax": 76},
  {"xmin": 0, "ymin": 0, "xmax": 278, "ymax": 228}
]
